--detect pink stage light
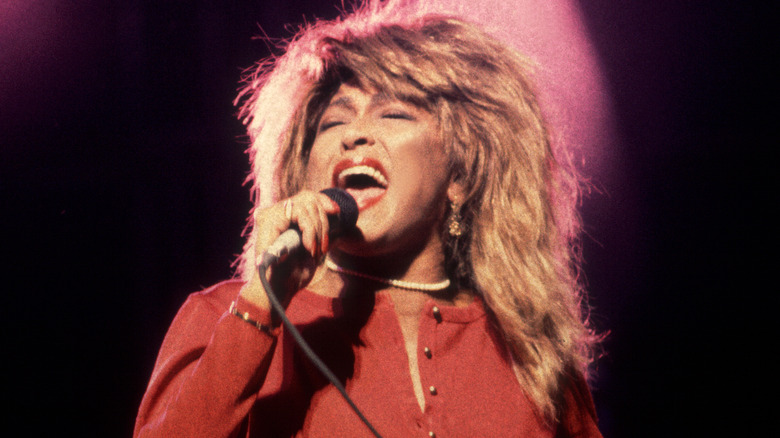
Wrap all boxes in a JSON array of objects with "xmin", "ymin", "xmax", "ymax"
[
  {"xmin": 240, "ymin": 0, "xmax": 616, "ymax": 209},
  {"xmin": 423, "ymin": 0, "xmax": 616, "ymax": 180}
]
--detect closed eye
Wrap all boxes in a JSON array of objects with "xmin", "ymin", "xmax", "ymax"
[
  {"xmin": 318, "ymin": 120, "xmax": 344, "ymax": 132},
  {"xmin": 382, "ymin": 111, "xmax": 414, "ymax": 121}
]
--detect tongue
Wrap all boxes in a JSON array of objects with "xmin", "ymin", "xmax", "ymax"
[{"xmin": 345, "ymin": 186, "xmax": 386, "ymax": 210}]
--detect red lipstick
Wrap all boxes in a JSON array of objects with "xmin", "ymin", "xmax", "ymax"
[{"xmin": 331, "ymin": 157, "xmax": 389, "ymax": 212}]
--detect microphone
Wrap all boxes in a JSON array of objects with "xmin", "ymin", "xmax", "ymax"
[
  {"xmin": 260, "ymin": 188, "xmax": 358, "ymax": 266},
  {"xmin": 254, "ymin": 188, "xmax": 381, "ymax": 438}
]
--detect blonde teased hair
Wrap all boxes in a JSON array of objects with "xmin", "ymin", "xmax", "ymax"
[{"xmin": 236, "ymin": 0, "xmax": 598, "ymax": 422}]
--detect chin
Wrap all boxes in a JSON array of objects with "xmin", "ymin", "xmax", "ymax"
[
  {"xmin": 331, "ymin": 240, "xmax": 382, "ymax": 260},
  {"xmin": 332, "ymin": 226, "xmax": 397, "ymax": 258},
  {"xmin": 334, "ymin": 229, "xmax": 381, "ymax": 256}
]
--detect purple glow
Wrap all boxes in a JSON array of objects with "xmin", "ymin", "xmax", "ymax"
[{"xmin": 424, "ymin": 0, "xmax": 616, "ymax": 179}]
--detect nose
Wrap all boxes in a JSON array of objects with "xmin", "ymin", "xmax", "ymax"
[{"xmin": 342, "ymin": 120, "xmax": 375, "ymax": 150}]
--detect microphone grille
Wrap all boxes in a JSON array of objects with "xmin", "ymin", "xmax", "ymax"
[{"xmin": 320, "ymin": 188, "xmax": 358, "ymax": 232}]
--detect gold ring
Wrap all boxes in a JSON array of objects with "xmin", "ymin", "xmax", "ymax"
[{"xmin": 284, "ymin": 199, "xmax": 293, "ymax": 221}]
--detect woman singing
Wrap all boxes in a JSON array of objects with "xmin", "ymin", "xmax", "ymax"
[{"xmin": 135, "ymin": 2, "xmax": 602, "ymax": 436}]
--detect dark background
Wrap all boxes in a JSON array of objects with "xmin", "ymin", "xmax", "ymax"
[{"xmin": 2, "ymin": 1, "xmax": 765, "ymax": 436}]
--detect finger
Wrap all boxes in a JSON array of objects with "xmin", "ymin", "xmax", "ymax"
[
  {"xmin": 254, "ymin": 191, "xmax": 336, "ymax": 259},
  {"xmin": 302, "ymin": 191, "xmax": 338, "ymax": 257},
  {"xmin": 315, "ymin": 192, "xmax": 342, "ymax": 254},
  {"xmin": 296, "ymin": 200, "xmax": 321, "ymax": 259},
  {"xmin": 283, "ymin": 198, "xmax": 293, "ymax": 223},
  {"xmin": 283, "ymin": 191, "xmax": 316, "ymax": 258},
  {"xmin": 316, "ymin": 197, "xmax": 331, "ymax": 255},
  {"xmin": 317, "ymin": 193, "xmax": 341, "ymax": 216},
  {"xmin": 308, "ymin": 197, "xmax": 327, "ymax": 259}
]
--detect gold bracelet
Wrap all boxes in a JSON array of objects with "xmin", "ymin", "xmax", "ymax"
[{"xmin": 229, "ymin": 301, "xmax": 277, "ymax": 337}]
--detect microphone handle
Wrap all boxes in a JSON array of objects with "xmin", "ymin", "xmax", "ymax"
[
  {"xmin": 261, "ymin": 188, "xmax": 357, "ymax": 266},
  {"xmin": 258, "ymin": 227, "xmax": 306, "ymax": 310},
  {"xmin": 262, "ymin": 228, "xmax": 302, "ymax": 264}
]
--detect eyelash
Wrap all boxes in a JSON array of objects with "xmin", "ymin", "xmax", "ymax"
[
  {"xmin": 382, "ymin": 111, "xmax": 413, "ymax": 120},
  {"xmin": 319, "ymin": 110, "xmax": 414, "ymax": 131},
  {"xmin": 319, "ymin": 120, "xmax": 343, "ymax": 132}
]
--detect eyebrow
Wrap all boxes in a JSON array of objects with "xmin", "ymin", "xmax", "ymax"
[
  {"xmin": 326, "ymin": 96, "xmax": 356, "ymax": 113},
  {"xmin": 325, "ymin": 93, "xmax": 396, "ymax": 114}
]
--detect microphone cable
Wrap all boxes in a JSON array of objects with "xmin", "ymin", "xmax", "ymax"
[{"xmin": 257, "ymin": 229, "xmax": 383, "ymax": 437}]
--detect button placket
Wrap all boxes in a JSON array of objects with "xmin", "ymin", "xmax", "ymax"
[
  {"xmin": 431, "ymin": 305, "xmax": 442, "ymax": 323},
  {"xmin": 426, "ymin": 306, "xmax": 442, "ymax": 400},
  {"xmin": 422, "ymin": 306, "xmax": 437, "ymax": 363},
  {"xmin": 418, "ymin": 303, "xmax": 443, "ymax": 438}
]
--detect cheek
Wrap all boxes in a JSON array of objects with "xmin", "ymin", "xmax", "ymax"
[
  {"xmin": 303, "ymin": 140, "xmax": 332, "ymax": 189},
  {"xmin": 411, "ymin": 136, "xmax": 449, "ymax": 181},
  {"xmin": 394, "ymin": 144, "xmax": 450, "ymax": 205},
  {"xmin": 303, "ymin": 162, "xmax": 328, "ymax": 189}
]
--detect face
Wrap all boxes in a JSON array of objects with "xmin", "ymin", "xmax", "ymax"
[{"xmin": 304, "ymin": 83, "xmax": 457, "ymax": 257}]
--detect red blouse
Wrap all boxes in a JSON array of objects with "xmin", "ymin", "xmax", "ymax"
[{"xmin": 134, "ymin": 280, "xmax": 600, "ymax": 437}]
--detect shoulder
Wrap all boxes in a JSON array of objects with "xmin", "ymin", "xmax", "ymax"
[
  {"xmin": 170, "ymin": 279, "xmax": 245, "ymax": 328},
  {"xmin": 184, "ymin": 279, "xmax": 244, "ymax": 310}
]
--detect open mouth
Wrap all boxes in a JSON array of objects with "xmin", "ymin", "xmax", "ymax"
[{"xmin": 332, "ymin": 158, "xmax": 388, "ymax": 211}]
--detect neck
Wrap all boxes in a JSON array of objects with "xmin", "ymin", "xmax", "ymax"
[
  {"xmin": 307, "ymin": 231, "xmax": 470, "ymax": 305},
  {"xmin": 329, "ymin": 247, "xmax": 448, "ymax": 287},
  {"xmin": 308, "ymin": 250, "xmax": 472, "ymax": 309},
  {"xmin": 324, "ymin": 258, "xmax": 451, "ymax": 291}
]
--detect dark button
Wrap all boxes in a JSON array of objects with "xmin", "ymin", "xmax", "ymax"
[
  {"xmin": 423, "ymin": 347, "xmax": 432, "ymax": 359},
  {"xmin": 428, "ymin": 432, "xmax": 436, "ymax": 438},
  {"xmin": 429, "ymin": 385, "xmax": 438, "ymax": 395},
  {"xmin": 432, "ymin": 306, "xmax": 442, "ymax": 322}
]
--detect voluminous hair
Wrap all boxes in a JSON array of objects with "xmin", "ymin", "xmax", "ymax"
[{"xmin": 236, "ymin": 0, "xmax": 598, "ymax": 423}]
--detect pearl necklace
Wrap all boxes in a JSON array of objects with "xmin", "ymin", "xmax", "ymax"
[{"xmin": 324, "ymin": 258, "xmax": 451, "ymax": 292}]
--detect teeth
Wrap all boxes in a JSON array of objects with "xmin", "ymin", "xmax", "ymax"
[{"xmin": 338, "ymin": 165, "xmax": 388, "ymax": 188}]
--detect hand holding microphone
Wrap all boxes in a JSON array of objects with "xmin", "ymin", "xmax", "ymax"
[
  {"xmin": 242, "ymin": 188, "xmax": 378, "ymax": 437},
  {"xmin": 239, "ymin": 188, "xmax": 358, "ymax": 312},
  {"xmin": 261, "ymin": 188, "xmax": 358, "ymax": 266}
]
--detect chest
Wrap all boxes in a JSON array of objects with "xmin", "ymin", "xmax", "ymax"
[{"xmin": 254, "ymin": 299, "xmax": 553, "ymax": 437}]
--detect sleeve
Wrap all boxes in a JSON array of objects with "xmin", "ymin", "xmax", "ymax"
[{"xmin": 133, "ymin": 286, "xmax": 278, "ymax": 438}]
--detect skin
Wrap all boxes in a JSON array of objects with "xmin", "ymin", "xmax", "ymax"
[{"xmin": 239, "ymin": 83, "xmax": 473, "ymax": 411}]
